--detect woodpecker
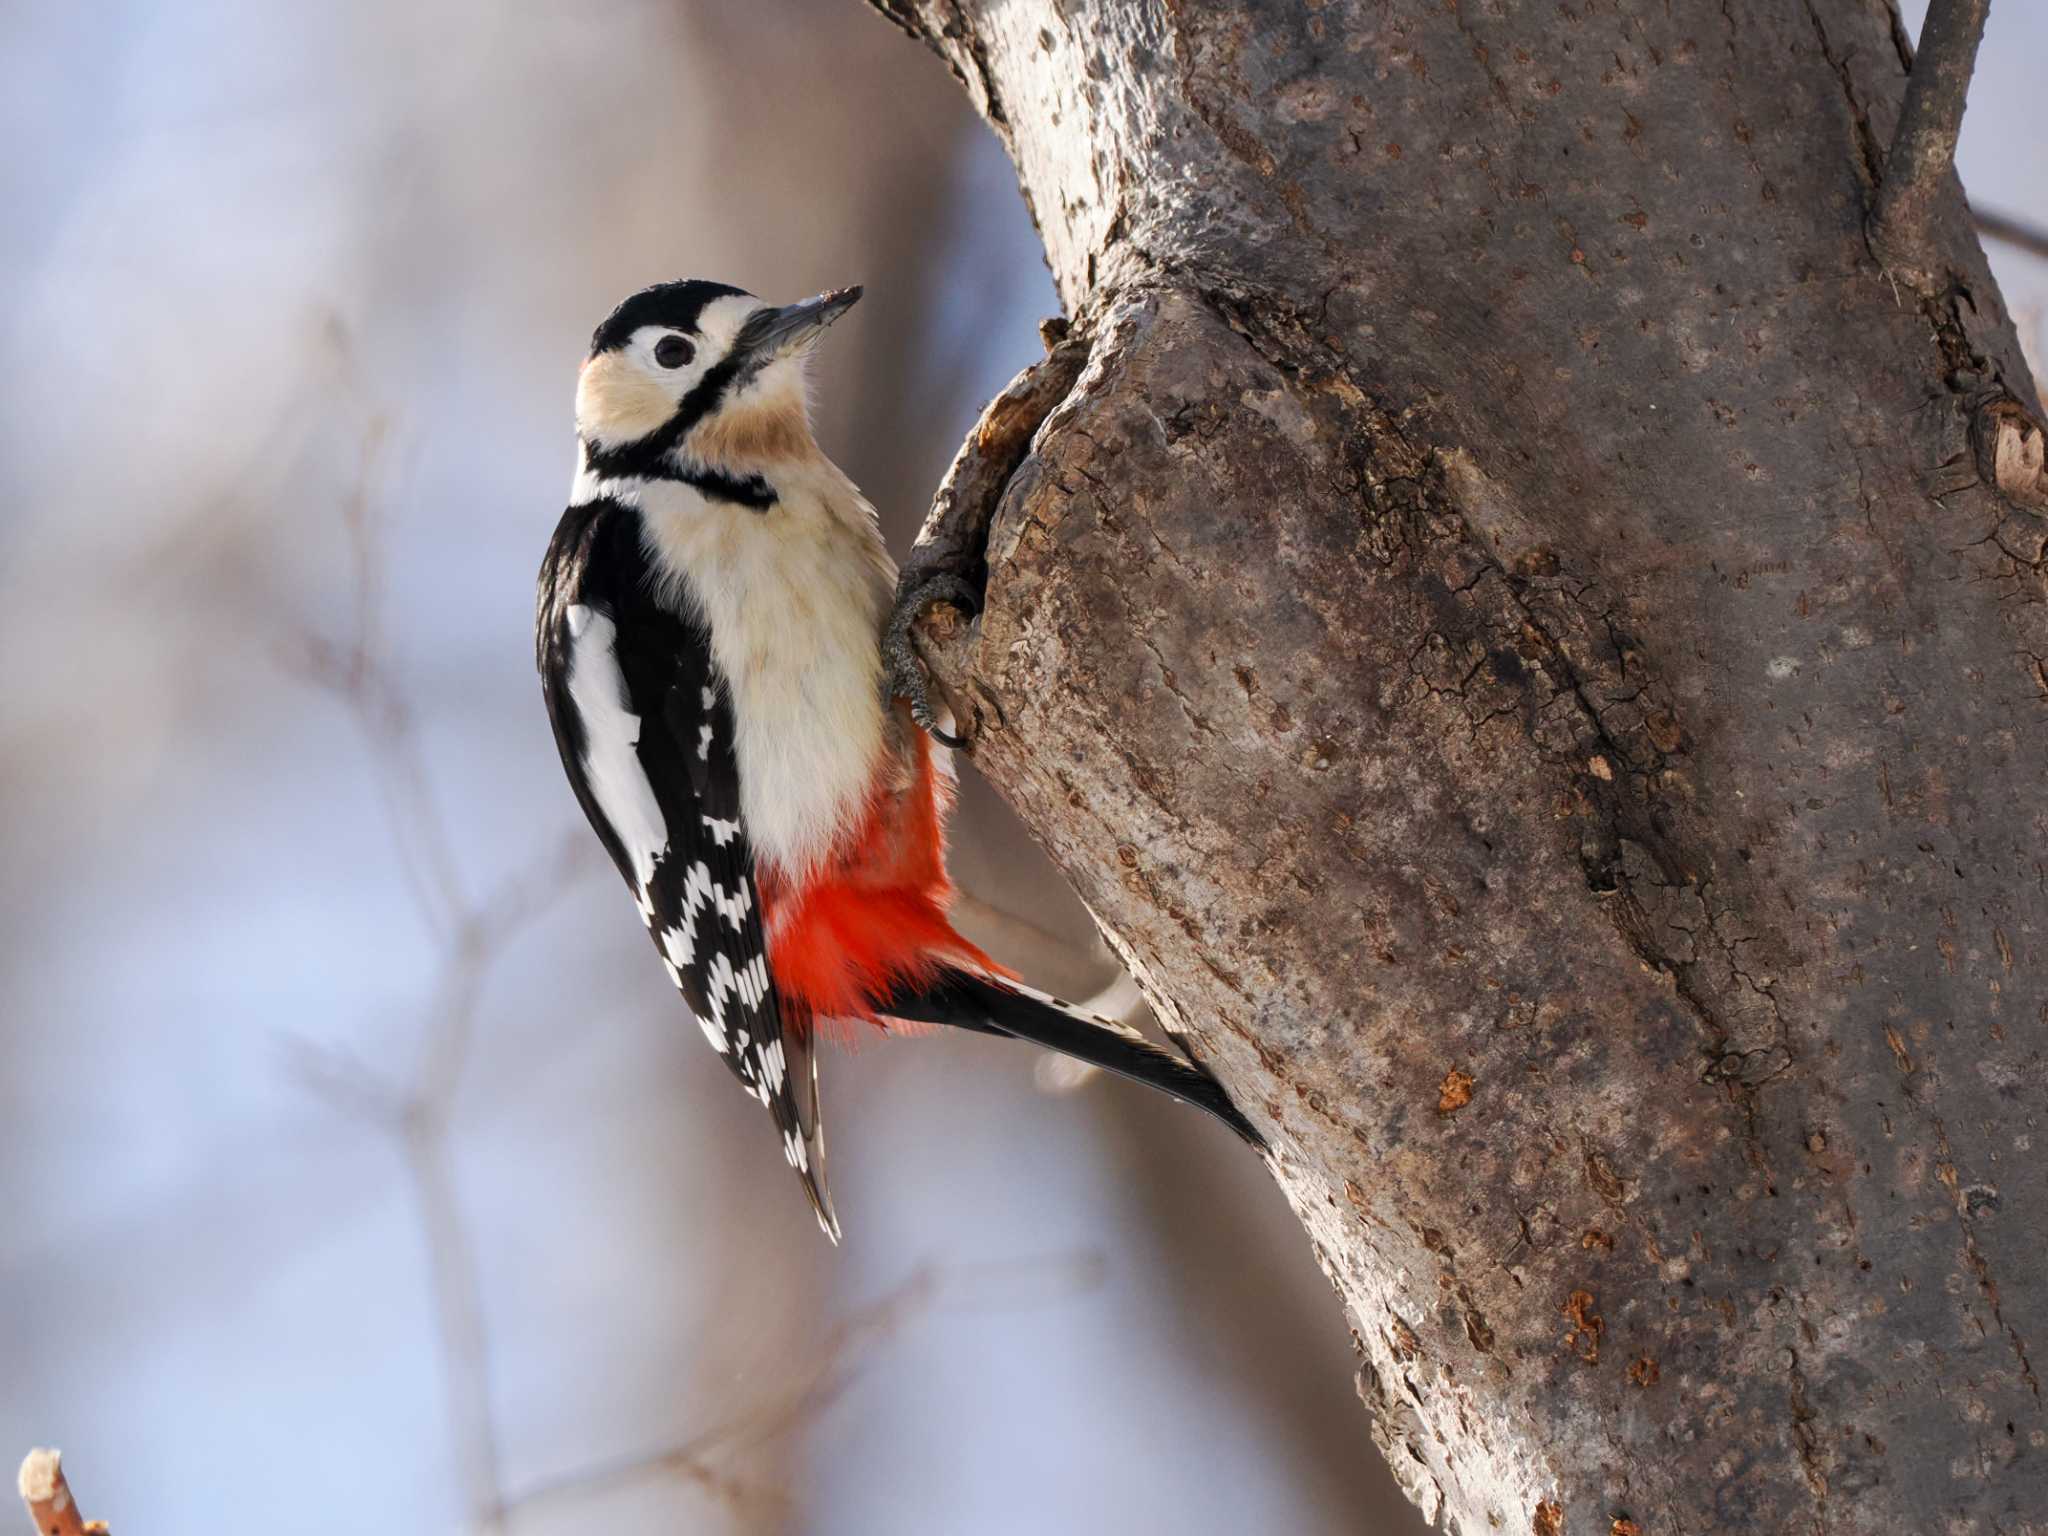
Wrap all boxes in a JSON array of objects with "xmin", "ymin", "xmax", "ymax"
[{"xmin": 537, "ymin": 279, "xmax": 1260, "ymax": 1240}]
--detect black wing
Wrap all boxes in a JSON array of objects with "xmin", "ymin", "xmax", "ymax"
[{"xmin": 538, "ymin": 496, "xmax": 837, "ymax": 1240}]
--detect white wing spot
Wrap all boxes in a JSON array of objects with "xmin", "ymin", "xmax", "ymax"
[
  {"xmin": 738, "ymin": 955, "xmax": 770, "ymax": 1009},
  {"xmin": 702, "ymin": 814, "xmax": 741, "ymax": 848},
  {"xmin": 759, "ymin": 1038, "xmax": 787, "ymax": 1093},
  {"xmin": 660, "ymin": 924, "xmax": 695, "ymax": 971},
  {"xmin": 697, "ymin": 722, "xmax": 714, "ymax": 761},
  {"xmin": 705, "ymin": 953, "xmax": 736, "ymax": 1037},
  {"xmin": 564, "ymin": 608, "xmax": 665, "ymax": 888},
  {"xmin": 660, "ymin": 865, "xmax": 754, "ymax": 976}
]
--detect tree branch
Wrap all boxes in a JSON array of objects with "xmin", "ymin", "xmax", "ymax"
[
  {"xmin": 1869, "ymin": 0, "xmax": 1993, "ymax": 290},
  {"xmin": 16, "ymin": 1451, "xmax": 105, "ymax": 1536}
]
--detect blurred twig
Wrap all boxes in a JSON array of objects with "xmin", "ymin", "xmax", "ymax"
[
  {"xmin": 283, "ymin": 412, "xmax": 594, "ymax": 1531},
  {"xmin": 501, "ymin": 1247, "xmax": 1105, "ymax": 1521},
  {"xmin": 282, "ymin": 410, "xmax": 471, "ymax": 943},
  {"xmin": 16, "ymin": 1450, "xmax": 105, "ymax": 1536},
  {"xmin": 285, "ymin": 397, "xmax": 1054, "ymax": 1533},
  {"xmin": 951, "ymin": 890, "xmax": 1110, "ymax": 977},
  {"xmin": 503, "ymin": 1266, "xmax": 940, "ymax": 1519},
  {"xmin": 1976, "ymin": 207, "xmax": 2048, "ymax": 265}
]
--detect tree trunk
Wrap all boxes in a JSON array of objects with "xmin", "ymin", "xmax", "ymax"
[{"xmin": 868, "ymin": 1, "xmax": 2048, "ymax": 1530}]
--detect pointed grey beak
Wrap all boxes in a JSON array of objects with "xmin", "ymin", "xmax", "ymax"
[{"xmin": 737, "ymin": 285, "xmax": 863, "ymax": 360}]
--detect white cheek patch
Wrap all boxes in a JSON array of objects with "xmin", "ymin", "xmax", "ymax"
[
  {"xmin": 563, "ymin": 606, "xmax": 666, "ymax": 888},
  {"xmin": 576, "ymin": 351, "xmax": 679, "ymax": 444}
]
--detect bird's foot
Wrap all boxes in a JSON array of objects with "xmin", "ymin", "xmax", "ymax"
[{"xmin": 885, "ymin": 572, "xmax": 981, "ymax": 750}]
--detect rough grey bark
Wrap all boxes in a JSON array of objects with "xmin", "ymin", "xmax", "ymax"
[{"xmin": 871, "ymin": 1, "xmax": 2048, "ymax": 1531}]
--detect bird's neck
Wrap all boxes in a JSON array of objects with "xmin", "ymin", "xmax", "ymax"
[{"xmin": 681, "ymin": 387, "xmax": 816, "ymax": 475}]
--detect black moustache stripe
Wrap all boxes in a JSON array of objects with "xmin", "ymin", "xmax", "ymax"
[
  {"xmin": 581, "ymin": 349, "xmax": 758, "ymax": 482},
  {"xmin": 580, "ymin": 454, "xmax": 777, "ymax": 514},
  {"xmin": 675, "ymin": 465, "xmax": 776, "ymax": 511}
]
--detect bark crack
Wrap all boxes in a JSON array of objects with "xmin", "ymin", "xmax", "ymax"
[
  {"xmin": 1800, "ymin": 0, "xmax": 1884, "ymax": 188},
  {"xmin": 1879, "ymin": 1020, "xmax": 2043, "ymax": 1404},
  {"xmin": 1933, "ymin": 1114, "xmax": 2044, "ymax": 1403},
  {"xmin": 1786, "ymin": 1346, "xmax": 1831, "ymax": 1528}
]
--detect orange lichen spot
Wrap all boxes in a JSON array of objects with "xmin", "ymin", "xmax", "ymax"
[
  {"xmin": 1613, "ymin": 1520, "xmax": 1644, "ymax": 1536},
  {"xmin": 1581, "ymin": 1227, "xmax": 1616, "ymax": 1254},
  {"xmin": 1437, "ymin": 1068, "xmax": 1476, "ymax": 1113},
  {"xmin": 1561, "ymin": 1289, "xmax": 1604, "ymax": 1363},
  {"xmin": 1534, "ymin": 1499, "xmax": 1565, "ymax": 1536},
  {"xmin": 1587, "ymin": 753, "xmax": 1614, "ymax": 780},
  {"xmin": 1629, "ymin": 1355, "xmax": 1661, "ymax": 1387}
]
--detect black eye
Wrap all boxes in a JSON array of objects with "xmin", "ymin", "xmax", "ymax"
[{"xmin": 654, "ymin": 334, "xmax": 694, "ymax": 369}]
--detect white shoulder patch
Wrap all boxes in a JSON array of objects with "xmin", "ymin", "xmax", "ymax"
[{"xmin": 563, "ymin": 605, "xmax": 666, "ymax": 887}]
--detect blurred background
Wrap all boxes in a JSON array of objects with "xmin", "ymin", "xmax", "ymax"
[{"xmin": 0, "ymin": 2, "xmax": 2040, "ymax": 1532}]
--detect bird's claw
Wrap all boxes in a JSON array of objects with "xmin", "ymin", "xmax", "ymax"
[{"xmin": 885, "ymin": 572, "xmax": 981, "ymax": 750}]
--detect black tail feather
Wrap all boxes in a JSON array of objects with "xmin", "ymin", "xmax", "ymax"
[{"xmin": 882, "ymin": 968, "xmax": 1266, "ymax": 1150}]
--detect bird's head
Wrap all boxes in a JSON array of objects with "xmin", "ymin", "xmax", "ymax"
[{"xmin": 575, "ymin": 279, "xmax": 861, "ymax": 479}]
